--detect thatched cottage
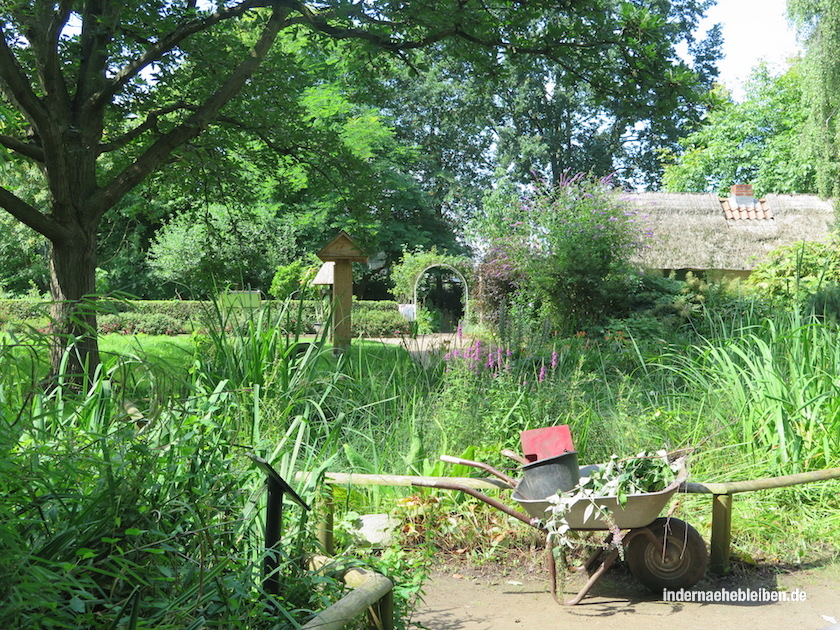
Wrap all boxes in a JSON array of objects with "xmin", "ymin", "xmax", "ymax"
[{"xmin": 630, "ymin": 185, "xmax": 836, "ymax": 279}]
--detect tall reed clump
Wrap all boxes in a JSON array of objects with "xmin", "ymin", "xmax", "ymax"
[
  {"xmin": 654, "ymin": 311, "xmax": 840, "ymax": 474},
  {"xmin": 0, "ymin": 306, "xmax": 352, "ymax": 628}
]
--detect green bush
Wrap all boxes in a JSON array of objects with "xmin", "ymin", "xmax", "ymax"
[
  {"xmin": 747, "ymin": 239, "xmax": 840, "ymax": 304},
  {"xmin": 0, "ymin": 298, "xmax": 409, "ymax": 337},
  {"xmin": 351, "ymin": 308, "xmax": 411, "ymax": 337},
  {"xmin": 526, "ymin": 174, "xmax": 647, "ymax": 334},
  {"xmin": 803, "ymin": 283, "xmax": 840, "ymax": 322},
  {"xmin": 0, "ymin": 299, "xmax": 50, "ymax": 320},
  {"xmin": 98, "ymin": 312, "xmax": 188, "ymax": 335},
  {"xmin": 269, "ymin": 257, "xmax": 321, "ymax": 300}
]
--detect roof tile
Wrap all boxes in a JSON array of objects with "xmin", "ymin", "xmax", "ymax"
[{"xmin": 720, "ymin": 198, "xmax": 775, "ymax": 222}]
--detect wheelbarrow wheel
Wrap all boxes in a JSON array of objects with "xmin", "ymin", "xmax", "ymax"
[{"xmin": 625, "ymin": 517, "xmax": 707, "ymax": 591}]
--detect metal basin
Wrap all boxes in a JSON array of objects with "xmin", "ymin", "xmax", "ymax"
[
  {"xmin": 513, "ymin": 462, "xmax": 687, "ymax": 530},
  {"xmin": 516, "ymin": 451, "xmax": 579, "ymax": 500}
]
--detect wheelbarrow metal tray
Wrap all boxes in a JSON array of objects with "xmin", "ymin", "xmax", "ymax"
[{"xmin": 512, "ymin": 464, "xmax": 687, "ymax": 530}]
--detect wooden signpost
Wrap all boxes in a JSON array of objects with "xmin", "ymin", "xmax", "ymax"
[{"xmin": 316, "ymin": 231, "xmax": 368, "ymax": 351}]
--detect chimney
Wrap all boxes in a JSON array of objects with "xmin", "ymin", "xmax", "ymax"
[
  {"xmin": 730, "ymin": 184, "xmax": 754, "ymax": 197},
  {"xmin": 729, "ymin": 183, "xmax": 756, "ymax": 209}
]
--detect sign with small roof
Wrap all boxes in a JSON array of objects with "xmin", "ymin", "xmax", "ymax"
[
  {"xmin": 315, "ymin": 231, "xmax": 368, "ymax": 350},
  {"xmin": 316, "ymin": 231, "xmax": 369, "ymax": 263}
]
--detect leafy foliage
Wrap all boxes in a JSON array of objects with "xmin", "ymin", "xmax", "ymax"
[
  {"xmin": 268, "ymin": 256, "xmax": 322, "ymax": 301},
  {"xmin": 573, "ymin": 453, "xmax": 677, "ymax": 504},
  {"xmin": 790, "ymin": 0, "xmax": 840, "ymax": 197},
  {"xmin": 526, "ymin": 175, "xmax": 648, "ymax": 333},
  {"xmin": 662, "ymin": 64, "xmax": 815, "ymax": 194},
  {"xmin": 390, "ymin": 248, "xmax": 473, "ymax": 305},
  {"xmin": 473, "ymin": 174, "xmax": 648, "ymax": 336},
  {"xmin": 147, "ymin": 204, "xmax": 297, "ymax": 295},
  {"xmin": 746, "ymin": 239, "xmax": 840, "ymax": 304}
]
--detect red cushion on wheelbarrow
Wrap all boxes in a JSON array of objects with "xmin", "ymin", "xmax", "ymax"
[{"xmin": 520, "ymin": 425, "xmax": 574, "ymax": 462}]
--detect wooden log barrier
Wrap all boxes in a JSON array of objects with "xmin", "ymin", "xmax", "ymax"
[
  {"xmin": 682, "ymin": 466, "xmax": 840, "ymax": 573},
  {"xmin": 301, "ymin": 555, "xmax": 394, "ymax": 630},
  {"xmin": 297, "ymin": 467, "xmax": 840, "ymax": 579}
]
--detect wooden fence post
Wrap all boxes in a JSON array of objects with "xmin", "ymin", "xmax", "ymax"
[
  {"xmin": 710, "ymin": 494, "xmax": 733, "ymax": 574},
  {"xmin": 317, "ymin": 483, "xmax": 335, "ymax": 556}
]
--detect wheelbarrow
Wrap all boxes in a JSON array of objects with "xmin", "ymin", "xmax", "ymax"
[{"xmin": 412, "ymin": 453, "xmax": 708, "ymax": 605}]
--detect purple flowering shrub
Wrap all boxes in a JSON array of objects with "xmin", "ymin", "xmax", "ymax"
[
  {"xmin": 526, "ymin": 173, "xmax": 648, "ymax": 334},
  {"xmin": 475, "ymin": 240, "xmax": 526, "ymax": 329},
  {"xmin": 473, "ymin": 172, "xmax": 649, "ymax": 337}
]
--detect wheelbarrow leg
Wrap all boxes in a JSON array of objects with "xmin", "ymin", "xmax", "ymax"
[
  {"xmin": 579, "ymin": 534, "xmax": 613, "ymax": 575},
  {"xmin": 564, "ymin": 548, "xmax": 620, "ymax": 606}
]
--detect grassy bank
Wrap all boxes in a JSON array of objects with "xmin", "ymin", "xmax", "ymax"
[{"xmin": 1, "ymin": 303, "xmax": 838, "ymax": 628}]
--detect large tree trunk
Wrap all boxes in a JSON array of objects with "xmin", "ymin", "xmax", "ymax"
[{"xmin": 48, "ymin": 228, "xmax": 100, "ymax": 383}]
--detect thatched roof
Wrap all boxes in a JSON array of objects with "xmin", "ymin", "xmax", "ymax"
[{"xmin": 628, "ymin": 192, "xmax": 836, "ymax": 272}]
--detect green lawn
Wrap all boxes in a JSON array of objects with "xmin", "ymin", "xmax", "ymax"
[{"xmin": 100, "ymin": 333, "xmax": 196, "ymax": 369}]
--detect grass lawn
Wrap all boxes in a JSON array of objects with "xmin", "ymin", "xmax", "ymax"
[{"xmin": 99, "ymin": 333, "xmax": 195, "ymax": 368}]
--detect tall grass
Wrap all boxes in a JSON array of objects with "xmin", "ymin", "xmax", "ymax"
[
  {"xmin": 0, "ymin": 300, "xmax": 357, "ymax": 628},
  {"xmin": 654, "ymin": 311, "xmax": 840, "ymax": 473},
  {"xmin": 2, "ymin": 292, "xmax": 838, "ymax": 627}
]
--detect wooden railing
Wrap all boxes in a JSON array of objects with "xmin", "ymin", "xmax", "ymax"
[
  {"xmin": 299, "ymin": 468, "xmax": 840, "ymax": 574},
  {"xmin": 301, "ymin": 556, "xmax": 394, "ymax": 630}
]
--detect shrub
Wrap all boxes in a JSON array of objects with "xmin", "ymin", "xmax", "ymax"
[
  {"xmin": 351, "ymin": 307, "xmax": 412, "ymax": 337},
  {"xmin": 475, "ymin": 240, "xmax": 527, "ymax": 330},
  {"xmin": 526, "ymin": 174, "xmax": 648, "ymax": 334},
  {"xmin": 269, "ymin": 257, "xmax": 321, "ymax": 300},
  {"xmin": 747, "ymin": 238, "xmax": 840, "ymax": 304},
  {"xmin": 803, "ymin": 283, "xmax": 840, "ymax": 322},
  {"xmin": 472, "ymin": 173, "xmax": 648, "ymax": 337},
  {"xmin": 98, "ymin": 313, "xmax": 188, "ymax": 335},
  {"xmin": 0, "ymin": 299, "xmax": 50, "ymax": 321}
]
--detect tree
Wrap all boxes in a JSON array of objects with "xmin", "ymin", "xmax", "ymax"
[
  {"xmin": 490, "ymin": 4, "xmax": 723, "ymax": 189},
  {"xmin": 147, "ymin": 203, "xmax": 296, "ymax": 295},
  {"xmin": 790, "ymin": 0, "xmax": 840, "ymax": 197},
  {"xmin": 0, "ymin": 1, "xmax": 721, "ymax": 378},
  {"xmin": 661, "ymin": 63, "xmax": 815, "ymax": 195}
]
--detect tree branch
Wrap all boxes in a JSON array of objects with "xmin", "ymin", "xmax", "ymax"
[
  {"xmin": 75, "ymin": 0, "xmax": 124, "ymax": 107},
  {"xmin": 40, "ymin": 0, "xmax": 74, "ymax": 110},
  {"xmin": 285, "ymin": 5, "xmax": 458, "ymax": 51},
  {"xmin": 88, "ymin": 4, "xmax": 291, "ymax": 223},
  {"xmin": 98, "ymin": 102, "xmax": 191, "ymax": 154},
  {"xmin": 0, "ymin": 186, "xmax": 65, "ymax": 241},
  {"xmin": 0, "ymin": 30, "xmax": 49, "ymax": 128},
  {"xmin": 89, "ymin": 0, "xmax": 281, "ymax": 112},
  {"xmin": 0, "ymin": 134, "xmax": 45, "ymax": 162}
]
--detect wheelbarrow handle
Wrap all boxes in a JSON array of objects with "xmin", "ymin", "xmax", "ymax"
[
  {"xmin": 412, "ymin": 478, "xmax": 539, "ymax": 528},
  {"xmin": 439, "ymin": 455, "xmax": 519, "ymax": 489},
  {"xmin": 500, "ymin": 449, "xmax": 528, "ymax": 465}
]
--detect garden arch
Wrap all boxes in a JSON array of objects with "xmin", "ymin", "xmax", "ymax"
[{"xmin": 412, "ymin": 263, "xmax": 470, "ymax": 331}]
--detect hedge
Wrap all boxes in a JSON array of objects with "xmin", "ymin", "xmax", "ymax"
[{"xmin": 0, "ymin": 298, "xmax": 410, "ymax": 337}]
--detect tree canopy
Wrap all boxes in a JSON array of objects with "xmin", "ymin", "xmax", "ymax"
[
  {"xmin": 661, "ymin": 63, "xmax": 815, "ymax": 195},
  {"xmin": 790, "ymin": 0, "xmax": 840, "ymax": 198},
  {"xmin": 0, "ymin": 0, "xmax": 721, "ymax": 376}
]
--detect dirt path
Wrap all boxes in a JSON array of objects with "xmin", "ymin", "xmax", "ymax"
[
  {"xmin": 409, "ymin": 560, "xmax": 840, "ymax": 630},
  {"xmin": 367, "ymin": 332, "xmax": 469, "ymax": 366}
]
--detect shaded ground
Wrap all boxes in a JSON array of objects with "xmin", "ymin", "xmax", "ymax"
[{"xmin": 409, "ymin": 556, "xmax": 840, "ymax": 630}]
